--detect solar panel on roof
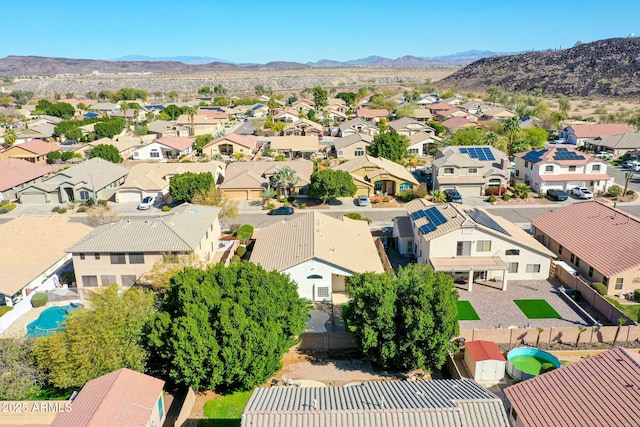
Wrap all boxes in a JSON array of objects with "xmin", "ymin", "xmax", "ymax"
[
  {"xmin": 459, "ymin": 147, "xmax": 468, "ymax": 154},
  {"xmin": 425, "ymin": 207, "xmax": 447, "ymax": 226},
  {"xmin": 411, "ymin": 210, "xmax": 426, "ymax": 220},
  {"xmin": 461, "ymin": 146, "xmax": 495, "ymax": 161},
  {"xmin": 481, "ymin": 147, "xmax": 495, "ymax": 160},
  {"xmin": 419, "ymin": 223, "xmax": 436, "ymax": 234},
  {"xmin": 465, "ymin": 209, "xmax": 511, "ymax": 236}
]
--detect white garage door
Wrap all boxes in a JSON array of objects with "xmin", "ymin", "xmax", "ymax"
[
  {"xmin": 457, "ymin": 185, "xmax": 483, "ymax": 198},
  {"xmin": 20, "ymin": 192, "xmax": 49, "ymax": 204},
  {"xmin": 117, "ymin": 190, "xmax": 143, "ymax": 203}
]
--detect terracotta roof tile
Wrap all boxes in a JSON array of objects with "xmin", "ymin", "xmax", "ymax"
[
  {"xmin": 3, "ymin": 140, "xmax": 60, "ymax": 156},
  {"xmin": 156, "ymin": 135, "xmax": 194, "ymax": 151},
  {"xmin": 465, "ymin": 341, "xmax": 505, "ymax": 362},
  {"xmin": 0, "ymin": 158, "xmax": 51, "ymax": 191},
  {"xmin": 570, "ymin": 123, "xmax": 633, "ymax": 138}
]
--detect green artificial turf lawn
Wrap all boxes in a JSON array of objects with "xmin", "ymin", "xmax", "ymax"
[
  {"xmin": 457, "ymin": 300, "xmax": 480, "ymax": 320},
  {"xmin": 201, "ymin": 391, "xmax": 253, "ymax": 427},
  {"xmin": 514, "ymin": 299, "xmax": 561, "ymax": 319}
]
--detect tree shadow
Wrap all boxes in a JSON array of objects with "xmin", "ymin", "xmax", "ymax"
[{"xmin": 196, "ymin": 419, "xmax": 240, "ymax": 427}]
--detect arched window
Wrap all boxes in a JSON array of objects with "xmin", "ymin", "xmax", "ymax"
[{"xmin": 307, "ymin": 274, "xmax": 323, "ymax": 279}]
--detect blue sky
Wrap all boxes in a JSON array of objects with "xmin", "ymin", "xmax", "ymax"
[{"xmin": 3, "ymin": 0, "xmax": 639, "ymax": 63}]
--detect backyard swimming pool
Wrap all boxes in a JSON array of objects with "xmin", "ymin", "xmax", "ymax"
[
  {"xmin": 506, "ymin": 347, "xmax": 561, "ymax": 381},
  {"xmin": 25, "ymin": 303, "xmax": 83, "ymax": 338}
]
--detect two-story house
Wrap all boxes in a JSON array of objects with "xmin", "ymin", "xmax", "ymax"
[
  {"xmin": 394, "ymin": 199, "xmax": 554, "ymax": 291},
  {"xmin": 66, "ymin": 204, "xmax": 221, "ymax": 289},
  {"xmin": 514, "ymin": 146, "xmax": 613, "ymax": 194},
  {"xmin": 432, "ymin": 146, "xmax": 510, "ymax": 198},
  {"xmin": 559, "ymin": 123, "xmax": 632, "ymax": 147},
  {"xmin": 387, "ymin": 117, "xmax": 435, "ymax": 137}
]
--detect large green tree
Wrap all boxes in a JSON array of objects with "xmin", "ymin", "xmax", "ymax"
[
  {"xmin": 307, "ymin": 169, "xmax": 357, "ymax": 204},
  {"xmin": 54, "ymin": 120, "xmax": 83, "ymax": 141},
  {"xmin": 345, "ymin": 263, "xmax": 459, "ymax": 372},
  {"xmin": 169, "ymin": 171, "xmax": 214, "ymax": 203},
  {"xmin": 312, "ymin": 86, "xmax": 328, "ymax": 110},
  {"xmin": 34, "ymin": 286, "xmax": 156, "ymax": 389},
  {"xmin": 369, "ymin": 130, "xmax": 409, "ymax": 162},
  {"xmin": 0, "ymin": 339, "xmax": 43, "ymax": 400},
  {"xmin": 94, "ymin": 117, "xmax": 125, "ymax": 138},
  {"xmin": 89, "ymin": 144, "xmax": 124, "ymax": 163},
  {"xmin": 270, "ymin": 165, "xmax": 299, "ymax": 198},
  {"xmin": 164, "ymin": 104, "xmax": 183, "ymax": 120},
  {"xmin": 502, "ymin": 116, "xmax": 521, "ymax": 157},
  {"xmin": 148, "ymin": 262, "xmax": 309, "ymax": 391}
]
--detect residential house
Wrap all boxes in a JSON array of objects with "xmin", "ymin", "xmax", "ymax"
[
  {"xmin": 459, "ymin": 100, "xmax": 487, "ymax": 115},
  {"xmin": 291, "ymin": 98, "xmax": 315, "ymax": 113},
  {"xmin": 514, "ymin": 145, "xmax": 613, "ymax": 194},
  {"xmin": 268, "ymin": 135, "xmax": 320, "ymax": 159},
  {"xmin": 441, "ymin": 96, "xmax": 463, "ymax": 106},
  {"xmin": 67, "ymin": 137, "xmax": 140, "ymax": 160},
  {"xmin": 559, "ymin": 123, "xmax": 633, "ymax": 146},
  {"xmin": 132, "ymin": 135, "xmax": 193, "ymax": 160},
  {"xmin": 0, "ymin": 139, "xmax": 61, "ymax": 164},
  {"xmin": 51, "ymin": 368, "xmax": 165, "ymax": 427},
  {"xmin": 413, "ymin": 107, "xmax": 433, "ymax": 122},
  {"xmin": 90, "ymin": 102, "xmax": 119, "ymax": 114},
  {"xmin": 249, "ymin": 103, "xmax": 269, "ymax": 118},
  {"xmin": 330, "ymin": 134, "xmax": 372, "ymax": 159},
  {"xmin": 147, "ymin": 119, "xmax": 187, "ymax": 137},
  {"xmin": 415, "ymin": 94, "xmax": 439, "ymax": 105},
  {"xmin": 176, "ymin": 111, "xmax": 227, "ymax": 136},
  {"xmin": 67, "ymin": 203, "xmax": 221, "ymax": 289},
  {"xmin": 531, "ymin": 200, "xmax": 640, "ymax": 295},
  {"xmin": 17, "ymin": 157, "xmax": 129, "ymax": 204},
  {"xmin": 20, "ymin": 122, "xmax": 57, "ymax": 142},
  {"xmin": 326, "ymin": 97, "xmax": 348, "ymax": 113},
  {"xmin": 116, "ymin": 161, "xmax": 225, "ymax": 204},
  {"xmin": 387, "ymin": 117, "xmax": 435, "ymax": 137},
  {"xmin": 273, "ymin": 108, "xmax": 300, "ymax": 123},
  {"xmin": 441, "ymin": 116, "xmax": 478, "ymax": 132},
  {"xmin": 333, "ymin": 155, "xmax": 419, "ymax": 196},
  {"xmin": 432, "ymin": 146, "xmax": 510, "ymax": 198},
  {"xmin": 326, "ymin": 109, "xmax": 348, "ymax": 122},
  {"xmin": 338, "ymin": 118, "xmax": 380, "ymax": 137},
  {"xmin": 407, "ymin": 131, "xmax": 441, "ymax": 157},
  {"xmin": 395, "ymin": 199, "xmax": 554, "ymax": 290},
  {"xmin": 0, "ymin": 158, "xmax": 51, "ymax": 201},
  {"xmin": 0, "ymin": 216, "xmax": 92, "ymax": 311},
  {"xmin": 281, "ymin": 118, "xmax": 323, "ymax": 137},
  {"xmin": 241, "ymin": 379, "xmax": 509, "ymax": 427},
  {"xmin": 250, "ymin": 211, "xmax": 385, "ymax": 301},
  {"xmin": 481, "ymin": 106, "xmax": 516, "ymax": 119},
  {"xmin": 585, "ymin": 132, "xmax": 640, "ymax": 157},
  {"xmin": 203, "ymin": 133, "xmax": 257, "ymax": 157},
  {"xmin": 504, "ymin": 347, "xmax": 640, "ymax": 427},
  {"xmin": 356, "ymin": 108, "xmax": 388, "ymax": 122},
  {"xmin": 220, "ymin": 160, "xmax": 313, "ymax": 200}
]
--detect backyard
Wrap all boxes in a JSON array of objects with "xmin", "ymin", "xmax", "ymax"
[{"xmin": 198, "ymin": 391, "xmax": 253, "ymax": 427}]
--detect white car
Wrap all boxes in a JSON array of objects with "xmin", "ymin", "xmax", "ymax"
[
  {"xmin": 623, "ymin": 159, "xmax": 639, "ymax": 168},
  {"xmin": 137, "ymin": 196, "xmax": 156, "ymax": 210},
  {"xmin": 571, "ymin": 187, "xmax": 593, "ymax": 199},
  {"xmin": 358, "ymin": 196, "xmax": 370, "ymax": 207},
  {"xmin": 594, "ymin": 152, "xmax": 614, "ymax": 160}
]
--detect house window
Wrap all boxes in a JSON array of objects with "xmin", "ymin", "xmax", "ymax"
[
  {"xmin": 515, "ymin": 169, "xmax": 520, "ymax": 177},
  {"xmin": 338, "ymin": 150, "xmax": 344, "ymax": 156},
  {"xmin": 100, "ymin": 275, "xmax": 116, "ymax": 286},
  {"xmin": 526, "ymin": 264, "xmax": 541, "ymax": 273},
  {"xmin": 588, "ymin": 266, "xmax": 593, "ymax": 277},
  {"xmin": 569, "ymin": 165, "xmax": 576, "ymax": 172},
  {"xmin": 476, "ymin": 240, "xmax": 491, "ymax": 252},
  {"xmin": 79, "ymin": 190, "xmax": 90, "ymax": 200},
  {"xmin": 444, "ymin": 167, "xmax": 454, "ymax": 175},
  {"xmin": 559, "ymin": 245, "xmax": 563, "ymax": 254},
  {"xmin": 94, "ymin": 253, "xmax": 100, "ymax": 260},
  {"xmin": 506, "ymin": 249, "xmax": 520, "ymax": 255},
  {"xmin": 575, "ymin": 257, "xmax": 580, "ymax": 267},
  {"xmin": 457, "ymin": 241, "xmax": 472, "ymax": 256},
  {"xmin": 615, "ymin": 278, "xmax": 624, "ymax": 290},
  {"xmin": 121, "ymin": 275, "xmax": 137, "ymax": 287},
  {"xmin": 150, "ymin": 150, "xmax": 160, "ymax": 158},
  {"xmin": 129, "ymin": 252, "xmax": 145, "ymax": 264},
  {"xmin": 524, "ymin": 161, "xmax": 529, "ymax": 168},
  {"xmin": 570, "ymin": 253, "xmax": 575, "ymax": 263},
  {"xmin": 82, "ymin": 275, "xmax": 98, "ymax": 287},
  {"xmin": 110, "ymin": 253, "xmax": 126, "ymax": 264},
  {"xmin": 317, "ymin": 287, "xmax": 329, "ymax": 298},
  {"xmin": 354, "ymin": 149, "xmax": 364, "ymax": 156},
  {"xmin": 307, "ymin": 274, "xmax": 323, "ymax": 279},
  {"xmin": 79, "ymin": 253, "xmax": 85, "ymax": 260},
  {"xmin": 157, "ymin": 396, "xmax": 164, "ymax": 418},
  {"xmin": 399, "ymin": 183, "xmax": 413, "ymax": 192},
  {"xmin": 508, "ymin": 262, "xmax": 519, "ymax": 273},
  {"xmin": 592, "ymin": 165, "xmax": 601, "ymax": 171},
  {"xmin": 544, "ymin": 165, "xmax": 553, "ymax": 172},
  {"xmin": 468, "ymin": 168, "xmax": 478, "ymax": 174},
  {"xmin": 603, "ymin": 277, "xmax": 609, "ymax": 286}
]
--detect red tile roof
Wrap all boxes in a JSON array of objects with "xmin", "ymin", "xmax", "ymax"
[
  {"xmin": 5, "ymin": 140, "xmax": 60, "ymax": 156},
  {"xmin": 570, "ymin": 123, "xmax": 633, "ymax": 138},
  {"xmin": 206, "ymin": 132, "xmax": 257, "ymax": 149},
  {"xmin": 157, "ymin": 135, "xmax": 194, "ymax": 151},
  {"xmin": 441, "ymin": 116, "xmax": 473, "ymax": 129},
  {"xmin": 0, "ymin": 158, "xmax": 51, "ymax": 191},
  {"xmin": 356, "ymin": 108, "xmax": 389, "ymax": 118},
  {"xmin": 504, "ymin": 347, "xmax": 640, "ymax": 427},
  {"xmin": 465, "ymin": 340, "xmax": 505, "ymax": 362},
  {"xmin": 531, "ymin": 201, "xmax": 640, "ymax": 276},
  {"xmin": 197, "ymin": 109, "xmax": 228, "ymax": 119},
  {"xmin": 52, "ymin": 368, "xmax": 164, "ymax": 427},
  {"xmin": 428, "ymin": 102, "xmax": 454, "ymax": 111}
]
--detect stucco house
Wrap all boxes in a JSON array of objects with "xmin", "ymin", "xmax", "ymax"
[
  {"xmin": 203, "ymin": 133, "xmax": 257, "ymax": 157},
  {"xmin": 432, "ymin": 146, "xmax": 510, "ymax": 198},
  {"xmin": 330, "ymin": 134, "xmax": 372, "ymax": 159},
  {"xmin": 250, "ymin": 211, "xmax": 385, "ymax": 302},
  {"xmin": 17, "ymin": 157, "xmax": 129, "ymax": 204},
  {"xmin": 395, "ymin": 199, "xmax": 554, "ymax": 290},
  {"xmin": 356, "ymin": 108, "xmax": 389, "ymax": 122},
  {"xmin": 514, "ymin": 146, "xmax": 613, "ymax": 194},
  {"xmin": 268, "ymin": 135, "xmax": 320, "ymax": 159},
  {"xmin": 176, "ymin": 111, "xmax": 228, "ymax": 136},
  {"xmin": 338, "ymin": 118, "xmax": 379, "ymax": 137},
  {"xmin": 407, "ymin": 131, "xmax": 442, "ymax": 157},
  {"xmin": 585, "ymin": 132, "xmax": 640, "ymax": 157},
  {"xmin": 273, "ymin": 109, "xmax": 300, "ymax": 123},
  {"xmin": 67, "ymin": 137, "xmax": 140, "ymax": 160},
  {"xmin": 147, "ymin": 119, "xmax": 187, "ymax": 138},
  {"xmin": 0, "ymin": 158, "xmax": 51, "ymax": 201},
  {"xmin": 0, "ymin": 139, "xmax": 61, "ymax": 164},
  {"xmin": 116, "ymin": 161, "xmax": 225, "ymax": 204},
  {"xmin": 67, "ymin": 203, "xmax": 221, "ymax": 289},
  {"xmin": 387, "ymin": 117, "xmax": 435, "ymax": 137},
  {"xmin": 281, "ymin": 118, "xmax": 323, "ymax": 137},
  {"xmin": 559, "ymin": 123, "xmax": 633, "ymax": 146},
  {"xmin": 531, "ymin": 201, "xmax": 640, "ymax": 295},
  {"xmin": 132, "ymin": 135, "xmax": 193, "ymax": 160},
  {"xmin": 332, "ymin": 155, "xmax": 419, "ymax": 196},
  {"xmin": 220, "ymin": 160, "xmax": 313, "ymax": 200}
]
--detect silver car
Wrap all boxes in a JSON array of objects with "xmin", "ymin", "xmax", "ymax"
[
  {"xmin": 358, "ymin": 196, "xmax": 370, "ymax": 207},
  {"xmin": 137, "ymin": 196, "xmax": 155, "ymax": 210}
]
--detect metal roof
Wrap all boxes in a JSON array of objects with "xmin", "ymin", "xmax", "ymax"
[{"xmin": 242, "ymin": 380, "xmax": 508, "ymax": 427}]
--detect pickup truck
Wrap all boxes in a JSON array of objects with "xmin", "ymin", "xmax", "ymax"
[
  {"xmin": 594, "ymin": 152, "xmax": 614, "ymax": 160},
  {"xmin": 571, "ymin": 187, "xmax": 594, "ymax": 199}
]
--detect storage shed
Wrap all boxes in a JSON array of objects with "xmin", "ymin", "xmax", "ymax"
[{"xmin": 464, "ymin": 340, "xmax": 506, "ymax": 381}]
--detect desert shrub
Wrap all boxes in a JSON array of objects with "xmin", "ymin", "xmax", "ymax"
[
  {"xmin": 0, "ymin": 305, "xmax": 13, "ymax": 316},
  {"xmin": 236, "ymin": 246, "xmax": 247, "ymax": 258},
  {"xmin": 485, "ymin": 187, "xmax": 507, "ymax": 196},
  {"xmin": 608, "ymin": 185, "xmax": 622, "ymax": 198},
  {"xmin": 287, "ymin": 196, "xmax": 296, "ymax": 203},
  {"xmin": 502, "ymin": 193, "xmax": 511, "ymax": 201},
  {"xmin": 0, "ymin": 202, "xmax": 17, "ymax": 214},
  {"xmin": 344, "ymin": 212, "xmax": 372, "ymax": 223},
  {"xmin": 487, "ymin": 195, "xmax": 497, "ymax": 203},
  {"xmin": 237, "ymin": 224, "xmax": 254, "ymax": 241},
  {"xmin": 52, "ymin": 206, "xmax": 60, "ymax": 213},
  {"xmin": 77, "ymin": 206, "xmax": 88, "ymax": 213},
  {"xmin": 97, "ymin": 200, "xmax": 108, "ymax": 207},
  {"xmin": 31, "ymin": 293, "xmax": 49, "ymax": 308},
  {"xmin": 634, "ymin": 289, "xmax": 640, "ymax": 302},
  {"xmin": 267, "ymin": 202, "xmax": 275, "ymax": 209},
  {"xmin": 161, "ymin": 205, "xmax": 172, "ymax": 212},
  {"xmin": 300, "ymin": 203, "xmax": 307, "ymax": 208},
  {"xmin": 58, "ymin": 207, "xmax": 67, "ymax": 214},
  {"xmin": 399, "ymin": 191, "xmax": 414, "ymax": 203},
  {"xmin": 413, "ymin": 183, "xmax": 428, "ymax": 199},
  {"xmin": 590, "ymin": 282, "xmax": 608, "ymax": 295},
  {"xmin": 230, "ymin": 255, "xmax": 241, "ymax": 263},
  {"xmin": 382, "ymin": 197, "xmax": 390, "ymax": 202}
]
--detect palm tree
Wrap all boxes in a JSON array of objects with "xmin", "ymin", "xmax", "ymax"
[
  {"xmin": 536, "ymin": 327, "xmax": 544, "ymax": 347},
  {"xmin": 259, "ymin": 186, "xmax": 276, "ymax": 208},
  {"xmin": 503, "ymin": 116, "xmax": 521, "ymax": 157},
  {"xmin": 267, "ymin": 98, "xmax": 279, "ymax": 117},
  {"xmin": 613, "ymin": 317, "xmax": 626, "ymax": 346},
  {"xmin": 4, "ymin": 127, "xmax": 17, "ymax": 146},
  {"xmin": 271, "ymin": 166, "xmax": 299, "ymax": 199},
  {"xmin": 576, "ymin": 326, "xmax": 586, "ymax": 347},
  {"xmin": 183, "ymin": 106, "xmax": 198, "ymax": 136},
  {"xmin": 431, "ymin": 190, "xmax": 446, "ymax": 203},
  {"xmin": 120, "ymin": 102, "xmax": 130, "ymax": 129},
  {"xmin": 514, "ymin": 183, "xmax": 531, "ymax": 199}
]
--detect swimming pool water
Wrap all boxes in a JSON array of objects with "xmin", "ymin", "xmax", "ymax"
[
  {"xmin": 26, "ymin": 303, "xmax": 83, "ymax": 338},
  {"xmin": 509, "ymin": 355, "xmax": 547, "ymax": 375}
]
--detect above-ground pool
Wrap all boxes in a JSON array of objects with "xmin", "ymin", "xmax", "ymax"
[
  {"xmin": 26, "ymin": 303, "xmax": 83, "ymax": 338},
  {"xmin": 506, "ymin": 347, "xmax": 561, "ymax": 381}
]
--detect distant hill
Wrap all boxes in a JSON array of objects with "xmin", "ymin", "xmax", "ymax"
[
  {"xmin": 113, "ymin": 55, "xmax": 233, "ymax": 64},
  {"xmin": 439, "ymin": 38, "xmax": 640, "ymax": 97}
]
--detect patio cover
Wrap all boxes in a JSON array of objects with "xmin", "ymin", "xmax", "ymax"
[{"xmin": 430, "ymin": 256, "xmax": 507, "ymax": 272}]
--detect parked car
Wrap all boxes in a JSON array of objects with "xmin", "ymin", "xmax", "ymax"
[
  {"xmin": 444, "ymin": 189, "xmax": 463, "ymax": 204},
  {"xmin": 137, "ymin": 196, "xmax": 155, "ymax": 210},
  {"xmin": 267, "ymin": 206, "xmax": 294, "ymax": 215},
  {"xmin": 553, "ymin": 137, "xmax": 567, "ymax": 144},
  {"xmin": 546, "ymin": 189, "xmax": 569, "ymax": 201},
  {"xmin": 358, "ymin": 195, "xmax": 370, "ymax": 207},
  {"xmin": 571, "ymin": 187, "xmax": 593, "ymax": 199},
  {"xmin": 623, "ymin": 159, "xmax": 639, "ymax": 168},
  {"xmin": 594, "ymin": 152, "xmax": 614, "ymax": 160}
]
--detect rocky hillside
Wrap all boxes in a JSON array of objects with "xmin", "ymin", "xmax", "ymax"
[{"xmin": 439, "ymin": 38, "xmax": 640, "ymax": 97}]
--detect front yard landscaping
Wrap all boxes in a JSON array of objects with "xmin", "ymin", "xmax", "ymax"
[
  {"xmin": 456, "ymin": 301, "xmax": 480, "ymax": 321},
  {"xmin": 514, "ymin": 299, "xmax": 562, "ymax": 319}
]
